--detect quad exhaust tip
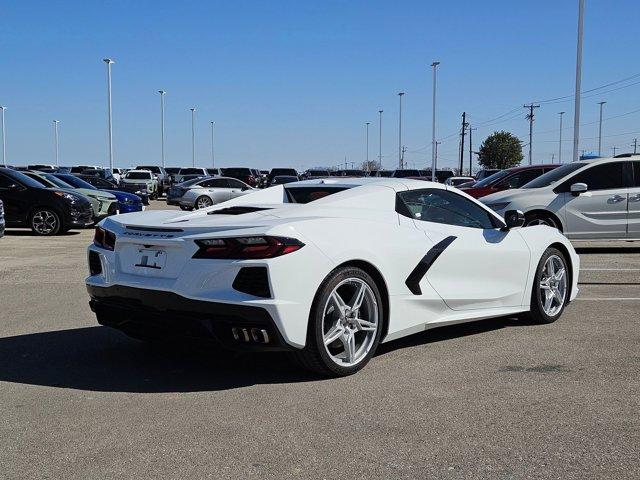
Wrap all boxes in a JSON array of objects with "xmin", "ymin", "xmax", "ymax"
[{"xmin": 232, "ymin": 327, "xmax": 270, "ymax": 344}]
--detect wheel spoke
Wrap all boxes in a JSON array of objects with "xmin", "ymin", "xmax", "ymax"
[
  {"xmin": 355, "ymin": 317, "xmax": 376, "ymax": 331},
  {"xmin": 544, "ymin": 290, "xmax": 554, "ymax": 312},
  {"xmin": 329, "ymin": 291, "xmax": 347, "ymax": 314},
  {"xmin": 552, "ymin": 287, "xmax": 563, "ymax": 304},
  {"xmin": 553, "ymin": 268, "xmax": 565, "ymax": 282},
  {"xmin": 324, "ymin": 323, "xmax": 344, "ymax": 346},
  {"xmin": 350, "ymin": 283, "xmax": 366, "ymax": 311},
  {"xmin": 340, "ymin": 331, "xmax": 356, "ymax": 363}
]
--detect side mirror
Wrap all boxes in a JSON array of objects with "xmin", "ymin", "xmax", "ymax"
[
  {"xmin": 503, "ymin": 209, "xmax": 525, "ymax": 229},
  {"xmin": 570, "ymin": 182, "xmax": 587, "ymax": 196}
]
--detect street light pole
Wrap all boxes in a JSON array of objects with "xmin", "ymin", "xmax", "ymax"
[
  {"xmin": 190, "ymin": 108, "xmax": 196, "ymax": 167},
  {"xmin": 159, "ymin": 90, "xmax": 166, "ymax": 167},
  {"xmin": 597, "ymin": 101, "xmax": 606, "ymax": 157},
  {"xmin": 398, "ymin": 92, "xmax": 405, "ymax": 169},
  {"xmin": 0, "ymin": 106, "xmax": 6, "ymax": 167},
  {"xmin": 53, "ymin": 120, "xmax": 60, "ymax": 166},
  {"xmin": 210, "ymin": 121, "xmax": 215, "ymax": 168},
  {"xmin": 365, "ymin": 122, "xmax": 370, "ymax": 166},
  {"xmin": 378, "ymin": 110, "xmax": 383, "ymax": 169},
  {"xmin": 430, "ymin": 61, "xmax": 440, "ymax": 181},
  {"xmin": 572, "ymin": 0, "xmax": 585, "ymax": 162},
  {"xmin": 103, "ymin": 58, "xmax": 115, "ymax": 170},
  {"xmin": 558, "ymin": 112, "xmax": 565, "ymax": 163}
]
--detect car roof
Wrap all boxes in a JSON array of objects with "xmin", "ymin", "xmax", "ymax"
[{"xmin": 285, "ymin": 177, "xmax": 446, "ymax": 192}]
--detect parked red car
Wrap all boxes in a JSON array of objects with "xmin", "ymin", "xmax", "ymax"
[{"xmin": 461, "ymin": 164, "xmax": 561, "ymax": 199}]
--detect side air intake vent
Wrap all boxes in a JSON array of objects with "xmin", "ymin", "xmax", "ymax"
[
  {"xmin": 208, "ymin": 206, "xmax": 271, "ymax": 215},
  {"xmin": 232, "ymin": 267, "xmax": 271, "ymax": 298},
  {"xmin": 89, "ymin": 250, "xmax": 102, "ymax": 275}
]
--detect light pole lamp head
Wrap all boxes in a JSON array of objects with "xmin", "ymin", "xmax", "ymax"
[
  {"xmin": 190, "ymin": 107, "xmax": 196, "ymax": 112},
  {"xmin": 559, "ymin": 111, "xmax": 565, "ymax": 115},
  {"xmin": 598, "ymin": 101, "xmax": 606, "ymax": 106},
  {"xmin": 398, "ymin": 92, "xmax": 405, "ymax": 97},
  {"xmin": 378, "ymin": 109, "xmax": 383, "ymax": 114},
  {"xmin": 53, "ymin": 120, "xmax": 59, "ymax": 124},
  {"xmin": 158, "ymin": 90, "xmax": 166, "ymax": 95},
  {"xmin": 103, "ymin": 58, "xmax": 114, "ymax": 64},
  {"xmin": 431, "ymin": 61, "xmax": 440, "ymax": 67}
]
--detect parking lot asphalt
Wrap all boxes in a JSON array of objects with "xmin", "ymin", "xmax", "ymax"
[{"xmin": 1, "ymin": 201, "xmax": 639, "ymax": 479}]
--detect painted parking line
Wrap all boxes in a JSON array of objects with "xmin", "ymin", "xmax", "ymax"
[
  {"xmin": 581, "ymin": 268, "xmax": 640, "ymax": 271},
  {"xmin": 575, "ymin": 297, "xmax": 640, "ymax": 301}
]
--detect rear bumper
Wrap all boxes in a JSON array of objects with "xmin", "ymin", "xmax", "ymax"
[{"xmin": 87, "ymin": 284, "xmax": 296, "ymax": 352}]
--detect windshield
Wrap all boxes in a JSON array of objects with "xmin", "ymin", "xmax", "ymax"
[
  {"xmin": 522, "ymin": 162, "xmax": 586, "ymax": 189},
  {"xmin": 179, "ymin": 168, "xmax": 205, "ymax": 175},
  {"xmin": 137, "ymin": 166, "xmax": 161, "ymax": 173},
  {"xmin": 125, "ymin": 172, "xmax": 152, "ymax": 180},
  {"xmin": 54, "ymin": 174, "xmax": 97, "ymax": 190},
  {"xmin": 472, "ymin": 169, "xmax": 510, "ymax": 187},
  {"xmin": 222, "ymin": 168, "xmax": 251, "ymax": 176},
  {"xmin": 40, "ymin": 173, "xmax": 74, "ymax": 188},
  {"xmin": 286, "ymin": 186, "xmax": 349, "ymax": 203}
]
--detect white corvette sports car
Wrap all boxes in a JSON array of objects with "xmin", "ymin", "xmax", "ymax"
[{"xmin": 86, "ymin": 178, "xmax": 579, "ymax": 376}]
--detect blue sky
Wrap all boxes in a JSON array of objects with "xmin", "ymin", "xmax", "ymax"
[{"xmin": 2, "ymin": 0, "xmax": 640, "ymax": 170}]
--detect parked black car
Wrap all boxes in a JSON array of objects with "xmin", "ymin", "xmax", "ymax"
[
  {"xmin": 0, "ymin": 167, "xmax": 93, "ymax": 235},
  {"xmin": 267, "ymin": 168, "xmax": 298, "ymax": 186},
  {"xmin": 0, "ymin": 199, "xmax": 5, "ymax": 238},
  {"xmin": 220, "ymin": 167, "xmax": 259, "ymax": 188}
]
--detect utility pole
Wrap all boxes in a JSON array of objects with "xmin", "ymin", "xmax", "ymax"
[
  {"xmin": 430, "ymin": 61, "xmax": 440, "ymax": 182},
  {"xmin": 398, "ymin": 92, "xmax": 405, "ymax": 169},
  {"xmin": 633, "ymin": 138, "xmax": 638, "ymax": 154},
  {"xmin": 401, "ymin": 146, "xmax": 406, "ymax": 167},
  {"xmin": 210, "ymin": 121, "xmax": 215, "ymax": 168},
  {"xmin": 190, "ymin": 108, "xmax": 196, "ymax": 167},
  {"xmin": 378, "ymin": 110, "xmax": 383, "ymax": 169},
  {"xmin": 612, "ymin": 146, "xmax": 617, "ymax": 157},
  {"xmin": 0, "ymin": 106, "xmax": 5, "ymax": 166},
  {"xmin": 53, "ymin": 120, "xmax": 60, "ymax": 166},
  {"xmin": 597, "ymin": 101, "xmax": 606, "ymax": 156},
  {"xmin": 434, "ymin": 141, "xmax": 441, "ymax": 179},
  {"xmin": 468, "ymin": 127, "xmax": 476, "ymax": 176},
  {"xmin": 365, "ymin": 122, "xmax": 370, "ymax": 167},
  {"xmin": 159, "ymin": 90, "xmax": 166, "ymax": 168},
  {"xmin": 459, "ymin": 112, "xmax": 467, "ymax": 174},
  {"xmin": 524, "ymin": 104, "xmax": 540, "ymax": 165},
  {"xmin": 558, "ymin": 112, "xmax": 565, "ymax": 163},
  {"xmin": 573, "ymin": 0, "xmax": 585, "ymax": 162},
  {"xmin": 103, "ymin": 58, "xmax": 115, "ymax": 170}
]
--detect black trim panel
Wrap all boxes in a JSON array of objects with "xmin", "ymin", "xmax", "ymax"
[
  {"xmin": 87, "ymin": 284, "xmax": 293, "ymax": 351},
  {"xmin": 405, "ymin": 236, "xmax": 457, "ymax": 295}
]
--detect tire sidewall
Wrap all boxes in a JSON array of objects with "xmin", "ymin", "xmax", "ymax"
[
  {"xmin": 30, "ymin": 208, "xmax": 62, "ymax": 236},
  {"xmin": 531, "ymin": 247, "xmax": 569, "ymax": 323},
  {"xmin": 310, "ymin": 267, "xmax": 384, "ymax": 376}
]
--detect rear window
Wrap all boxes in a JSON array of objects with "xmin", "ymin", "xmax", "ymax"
[
  {"xmin": 221, "ymin": 168, "xmax": 251, "ymax": 176},
  {"xmin": 393, "ymin": 169, "xmax": 420, "ymax": 177},
  {"xmin": 136, "ymin": 166, "xmax": 161, "ymax": 173},
  {"xmin": 270, "ymin": 168, "xmax": 297, "ymax": 177},
  {"xmin": 179, "ymin": 168, "xmax": 205, "ymax": 175},
  {"xmin": 307, "ymin": 170, "xmax": 330, "ymax": 176},
  {"xmin": 286, "ymin": 186, "xmax": 349, "ymax": 204},
  {"xmin": 126, "ymin": 172, "xmax": 152, "ymax": 180}
]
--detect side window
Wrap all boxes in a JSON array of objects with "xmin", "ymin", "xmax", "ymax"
[
  {"xmin": 228, "ymin": 179, "xmax": 245, "ymax": 189},
  {"xmin": 397, "ymin": 189, "xmax": 496, "ymax": 229},
  {"xmin": 199, "ymin": 179, "xmax": 217, "ymax": 188},
  {"xmin": 559, "ymin": 162, "xmax": 625, "ymax": 191},
  {"xmin": 212, "ymin": 179, "xmax": 231, "ymax": 188},
  {"xmin": 633, "ymin": 162, "xmax": 640, "ymax": 187},
  {"xmin": 0, "ymin": 173, "xmax": 16, "ymax": 189}
]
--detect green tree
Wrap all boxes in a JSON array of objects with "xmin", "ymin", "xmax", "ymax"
[{"xmin": 477, "ymin": 131, "xmax": 523, "ymax": 169}]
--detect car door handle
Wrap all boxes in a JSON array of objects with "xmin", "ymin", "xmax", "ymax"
[
  {"xmin": 607, "ymin": 195, "xmax": 626, "ymax": 204},
  {"xmin": 630, "ymin": 194, "xmax": 640, "ymax": 202}
]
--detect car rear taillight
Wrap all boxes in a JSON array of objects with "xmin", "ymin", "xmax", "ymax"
[
  {"xmin": 193, "ymin": 236, "xmax": 304, "ymax": 259},
  {"xmin": 94, "ymin": 226, "xmax": 116, "ymax": 250}
]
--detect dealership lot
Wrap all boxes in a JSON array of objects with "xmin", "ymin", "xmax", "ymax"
[{"xmin": 1, "ymin": 202, "xmax": 639, "ymax": 479}]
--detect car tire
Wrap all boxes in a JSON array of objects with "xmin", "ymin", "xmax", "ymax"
[
  {"xmin": 194, "ymin": 196, "xmax": 213, "ymax": 209},
  {"xmin": 179, "ymin": 205, "xmax": 193, "ymax": 211},
  {"xmin": 29, "ymin": 208, "xmax": 62, "ymax": 236},
  {"xmin": 524, "ymin": 247, "xmax": 569, "ymax": 324},
  {"xmin": 524, "ymin": 212, "xmax": 559, "ymax": 229},
  {"xmin": 292, "ymin": 266, "xmax": 384, "ymax": 377}
]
